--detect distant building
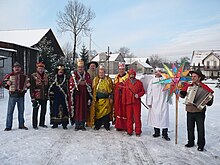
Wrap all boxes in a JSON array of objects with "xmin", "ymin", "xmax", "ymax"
[
  {"xmin": 124, "ymin": 57, "xmax": 153, "ymax": 74},
  {"xmin": 0, "ymin": 28, "xmax": 64, "ymax": 78},
  {"xmin": 91, "ymin": 52, "xmax": 125, "ymax": 74},
  {"xmin": 191, "ymin": 50, "xmax": 220, "ymax": 78}
]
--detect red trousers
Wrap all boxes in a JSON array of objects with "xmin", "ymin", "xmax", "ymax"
[{"xmin": 126, "ymin": 103, "xmax": 142, "ymax": 135}]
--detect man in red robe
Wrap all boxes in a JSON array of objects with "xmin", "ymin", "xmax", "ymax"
[
  {"xmin": 69, "ymin": 60, "xmax": 92, "ymax": 131},
  {"xmin": 113, "ymin": 62, "xmax": 129, "ymax": 131},
  {"xmin": 123, "ymin": 68, "xmax": 145, "ymax": 136}
]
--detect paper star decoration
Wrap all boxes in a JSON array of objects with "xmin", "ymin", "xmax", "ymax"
[{"xmin": 154, "ymin": 63, "xmax": 191, "ymax": 98}]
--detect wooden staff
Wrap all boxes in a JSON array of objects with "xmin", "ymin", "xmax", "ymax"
[
  {"xmin": 127, "ymin": 87, "xmax": 149, "ymax": 110},
  {"xmin": 118, "ymin": 84, "xmax": 149, "ymax": 109},
  {"xmin": 175, "ymin": 94, "xmax": 179, "ymax": 144}
]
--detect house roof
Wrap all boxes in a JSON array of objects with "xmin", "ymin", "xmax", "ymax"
[
  {"xmin": 92, "ymin": 53, "xmax": 122, "ymax": 62},
  {"xmin": 124, "ymin": 57, "xmax": 152, "ymax": 68},
  {"xmin": 202, "ymin": 51, "xmax": 220, "ymax": 62},
  {"xmin": 124, "ymin": 57, "xmax": 150, "ymax": 64},
  {"xmin": 91, "ymin": 54, "xmax": 100, "ymax": 62},
  {"xmin": 0, "ymin": 28, "xmax": 50, "ymax": 48},
  {"xmin": 108, "ymin": 53, "xmax": 121, "ymax": 61},
  {"xmin": 0, "ymin": 55, "xmax": 7, "ymax": 60},
  {"xmin": 124, "ymin": 58, "xmax": 136, "ymax": 64},
  {"xmin": 0, "ymin": 47, "xmax": 17, "ymax": 52},
  {"xmin": 191, "ymin": 50, "xmax": 220, "ymax": 66},
  {"xmin": 137, "ymin": 61, "xmax": 153, "ymax": 68}
]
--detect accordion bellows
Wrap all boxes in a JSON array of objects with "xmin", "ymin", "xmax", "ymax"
[
  {"xmin": 185, "ymin": 85, "xmax": 213, "ymax": 111},
  {"xmin": 9, "ymin": 74, "xmax": 28, "ymax": 92}
]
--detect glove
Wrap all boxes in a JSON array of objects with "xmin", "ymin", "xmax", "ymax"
[
  {"xmin": 88, "ymin": 99, "xmax": 91, "ymax": 106},
  {"xmin": 135, "ymin": 94, "xmax": 139, "ymax": 98},
  {"xmin": 32, "ymin": 99, "xmax": 39, "ymax": 108}
]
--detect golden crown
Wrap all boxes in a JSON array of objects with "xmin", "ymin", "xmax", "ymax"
[
  {"xmin": 57, "ymin": 65, "xmax": 65, "ymax": 70},
  {"xmin": 99, "ymin": 64, "xmax": 105, "ymax": 70},
  {"xmin": 77, "ymin": 59, "xmax": 84, "ymax": 66}
]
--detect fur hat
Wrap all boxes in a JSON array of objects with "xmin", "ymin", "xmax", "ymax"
[
  {"xmin": 13, "ymin": 62, "xmax": 21, "ymax": 67},
  {"xmin": 36, "ymin": 62, "xmax": 45, "ymax": 68}
]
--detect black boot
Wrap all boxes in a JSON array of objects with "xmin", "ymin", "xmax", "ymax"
[
  {"xmin": 162, "ymin": 128, "xmax": 170, "ymax": 141},
  {"xmin": 52, "ymin": 124, "xmax": 58, "ymax": 129},
  {"xmin": 197, "ymin": 147, "xmax": 204, "ymax": 151},
  {"xmin": 185, "ymin": 142, "xmax": 194, "ymax": 147},
  {"xmin": 62, "ymin": 124, "xmax": 68, "ymax": 130},
  {"xmin": 153, "ymin": 127, "xmax": 160, "ymax": 137}
]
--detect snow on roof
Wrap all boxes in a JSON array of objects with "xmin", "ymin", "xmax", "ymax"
[
  {"xmin": 0, "ymin": 47, "xmax": 17, "ymax": 52},
  {"xmin": 138, "ymin": 61, "xmax": 153, "ymax": 68},
  {"xmin": 124, "ymin": 58, "xmax": 136, "ymax": 64},
  {"xmin": 108, "ymin": 53, "xmax": 120, "ymax": 61},
  {"xmin": 91, "ymin": 54, "xmax": 100, "ymax": 62},
  {"xmin": 91, "ymin": 53, "xmax": 121, "ymax": 62},
  {"xmin": 124, "ymin": 57, "xmax": 150, "ymax": 64},
  {"xmin": 0, "ymin": 29, "xmax": 50, "ymax": 47},
  {"xmin": 211, "ymin": 51, "xmax": 220, "ymax": 59},
  {"xmin": 190, "ymin": 50, "xmax": 220, "ymax": 66},
  {"xmin": 124, "ymin": 57, "xmax": 152, "ymax": 68},
  {"xmin": 0, "ymin": 55, "xmax": 8, "ymax": 60}
]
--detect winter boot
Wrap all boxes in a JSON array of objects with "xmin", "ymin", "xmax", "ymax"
[{"xmin": 153, "ymin": 127, "xmax": 160, "ymax": 137}]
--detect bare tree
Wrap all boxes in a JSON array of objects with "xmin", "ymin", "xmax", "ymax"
[
  {"xmin": 62, "ymin": 42, "xmax": 73, "ymax": 61},
  {"xmin": 118, "ymin": 47, "xmax": 135, "ymax": 58},
  {"xmin": 57, "ymin": 0, "xmax": 95, "ymax": 64},
  {"xmin": 149, "ymin": 54, "xmax": 163, "ymax": 68},
  {"xmin": 180, "ymin": 56, "xmax": 191, "ymax": 69}
]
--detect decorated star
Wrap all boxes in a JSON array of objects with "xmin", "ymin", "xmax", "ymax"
[{"xmin": 154, "ymin": 63, "xmax": 191, "ymax": 98}]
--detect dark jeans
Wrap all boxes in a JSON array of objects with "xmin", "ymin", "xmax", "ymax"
[
  {"xmin": 32, "ymin": 100, "xmax": 47, "ymax": 128},
  {"xmin": 187, "ymin": 112, "xmax": 206, "ymax": 148},
  {"xmin": 6, "ymin": 96, "xmax": 25, "ymax": 128}
]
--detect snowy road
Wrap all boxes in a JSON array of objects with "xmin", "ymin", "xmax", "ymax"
[{"xmin": 0, "ymin": 84, "xmax": 220, "ymax": 165}]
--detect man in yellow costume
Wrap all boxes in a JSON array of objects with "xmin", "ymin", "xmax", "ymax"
[{"xmin": 88, "ymin": 65, "xmax": 113, "ymax": 130}]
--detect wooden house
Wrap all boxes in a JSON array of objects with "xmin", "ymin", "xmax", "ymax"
[{"xmin": 0, "ymin": 28, "xmax": 64, "ymax": 76}]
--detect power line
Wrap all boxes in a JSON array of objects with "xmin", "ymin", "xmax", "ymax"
[{"xmin": 91, "ymin": 38, "xmax": 106, "ymax": 52}]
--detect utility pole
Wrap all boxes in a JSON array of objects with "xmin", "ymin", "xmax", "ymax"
[
  {"xmin": 89, "ymin": 33, "xmax": 92, "ymax": 61},
  {"xmin": 107, "ymin": 46, "xmax": 110, "ymax": 75}
]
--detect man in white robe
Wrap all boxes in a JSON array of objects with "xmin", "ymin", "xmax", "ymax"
[
  {"xmin": 140, "ymin": 74, "xmax": 153, "ymax": 104},
  {"xmin": 146, "ymin": 69, "xmax": 171, "ymax": 141}
]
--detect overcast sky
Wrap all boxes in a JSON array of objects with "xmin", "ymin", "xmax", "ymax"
[{"xmin": 1, "ymin": 0, "xmax": 220, "ymax": 60}]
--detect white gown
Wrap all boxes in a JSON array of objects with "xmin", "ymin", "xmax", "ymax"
[{"xmin": 146, "ymin": 77, "xmax": 170, "ymax": 128}]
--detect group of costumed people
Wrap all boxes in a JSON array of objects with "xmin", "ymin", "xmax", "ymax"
[
  {"xmin": 1, "ymin": 60, "xmax": 145, "ymax": 136},
  {"xmin": 1, "ymin": 60, "xmax": 214, "ymax": 151}
]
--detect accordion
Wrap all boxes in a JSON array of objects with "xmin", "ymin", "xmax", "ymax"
[
  {"xmin": 184, "ymin": 85, "xmax": 213, "ymax": 110},
  {"xmin": 9, "ymin": 74, "xmax": 29, "ymax": 92}
]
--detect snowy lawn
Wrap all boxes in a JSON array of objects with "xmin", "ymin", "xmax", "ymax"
[{"xmin": 0, "ymin": 83, "xmax": 220, "ymax": 165}]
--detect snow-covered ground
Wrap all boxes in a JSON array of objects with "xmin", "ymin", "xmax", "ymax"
[{"xmin": 0, "ymin": 78, "xmax": 220, "ymax": 165}]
